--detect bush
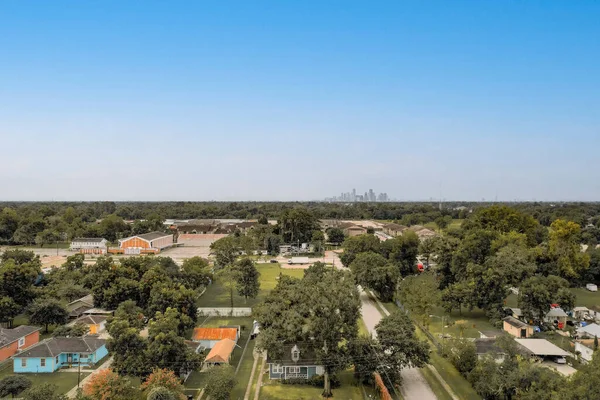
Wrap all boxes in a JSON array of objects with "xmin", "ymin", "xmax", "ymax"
[{"xmin": 281, "ymin": 374, "xmax": 341, "ymax": 388}]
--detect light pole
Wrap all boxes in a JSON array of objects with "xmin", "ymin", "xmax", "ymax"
[{"xmin": 430, "ymin": 314, "xmax": 446, "ymax": 339}]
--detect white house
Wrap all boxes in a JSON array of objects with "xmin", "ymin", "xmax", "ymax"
[
  {"xmin": 70, "ymin": 238, "xmax": 108, "ymax": 254},
  {"xmin": 575, "ymin": 342, "xmax": 594, "ymax": 363},
  {"xmin": 577, "ymin": 323, "xmax": 600, "ymax": 339}
]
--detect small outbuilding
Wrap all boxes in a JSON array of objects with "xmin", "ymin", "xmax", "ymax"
[
  {"xmin": 204, "ymin": 338, "xmax": 236, "ymax": 365},
  {"xmin": 192, "ymin": 327, "xmax": 239, "ymax": 349},
  {"xmin": 503, "ymin": 316, "xmax": 534, "ymax": 338}
]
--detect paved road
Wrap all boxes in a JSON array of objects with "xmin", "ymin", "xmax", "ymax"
[{"xmin": 359, "ymin": 290, "xmax": 437, "ymax": 400}]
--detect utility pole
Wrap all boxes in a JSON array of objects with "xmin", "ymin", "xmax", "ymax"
[{"xmin": 77, "ymin": 353, "xmax": 82, "ymax": 387}]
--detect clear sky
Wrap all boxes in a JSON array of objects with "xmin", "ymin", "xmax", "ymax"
[{"xmin": 1, "ymin": 1, "xmax": 599, "ymax": 201}]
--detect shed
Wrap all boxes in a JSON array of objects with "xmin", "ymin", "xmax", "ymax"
[
  {"xmin": 204, "ymin": 339, "xmax": 236, "ymax": 365},
  {"xmin": 503, "ymin": 316, "xmax": 534, "ymax": 338},
  {"xmin": 192, "ymin": 327, "xmax": 238, "ymax": 349}
]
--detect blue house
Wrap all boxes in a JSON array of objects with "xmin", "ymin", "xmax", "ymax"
[
  {"xmin": 13, "ymin": 336, "xmax": 107, "ymax": 373},
  {"xmin": 267, "ymin": 344, "xmax": 324, "ymax": 380}
]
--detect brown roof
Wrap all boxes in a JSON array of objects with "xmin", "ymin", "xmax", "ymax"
[
  {"xmin": 74, "ymin": 315, "xmax": 107, "ymax": 325},
  {"xmin": 192, "ymin": 328, "xmax": 238, "ymax": 341},
  {"xmin": 205, "ymin": 339, "xmax": 236, "ymax": 363},
  {"xmin": 503, "ymin": 316, "xmax": 531, "ymax": 329},
  {"xmin": 383, "ymin": 223, "xmax": 407, "ymax": 231}
]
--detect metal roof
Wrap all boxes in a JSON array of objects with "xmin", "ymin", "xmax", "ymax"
[
  {"xmin": 192, "ymin": 328, "xmax": 238, "ymax": 341},
  {"xmin": 514, "ymin": 339, "xmax": 569, "ymax": 356},
  {"xmin": 577, "ymin": 323, "xmax": 600, "ymax": 338},
  {"xmin": 204, "ymin": 339, "xmax": 236, "ymax": 363}
]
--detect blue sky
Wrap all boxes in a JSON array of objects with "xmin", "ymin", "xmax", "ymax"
[{"xmin": 1, "ymin": 1, "xmax": 599, "ymax": 201}]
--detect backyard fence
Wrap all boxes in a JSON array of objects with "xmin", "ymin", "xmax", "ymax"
[{"xmin": 197, "ymin": 307, "xmax": 253, "ymax": 317}]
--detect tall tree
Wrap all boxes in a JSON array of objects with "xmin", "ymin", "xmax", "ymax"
[
  {"xmin": 106, "ymin": 319, "xmax": 149, "ymax": 377},
  {"xmin": 396, "ymin": 273, "xmax": 439, "ymax": 327},
  {"xmin": 0, "ymin": 375, "xmax": 32, "ymax": 398},
  {"xmin": 518, "ymin": 275, "xmax": 575, "ymax": 326},
  {"xmin": 203, "ymin": 365, "xmax": 237, "ymax": 400},
  {"xmin": 375, "ymin": 311, "xmax": 430, "ymax": 386},
  {"xmin": 341, "ymin": 234, "xmax": 381, "ymax": 266},
  {"xmin": 383, "ymin": 231, "xmax": 420, "ymax": 276},
  {"xmin": 27, "ymin": 298, "xmax": 68, "ymax": 333},
  {"xmin": 210, "ymin": 236, "xmax": 238, "ymax": 268},
  {"xmin": 278, "ymin": 208, "xmax": 320, "ymax": 244},
  {"xmin": 179, "ymin": 256, "xmax": 211, "ymax": 289},
  {"xmin": 234, "ymin": 258, "xmax": 260, "ymax": 302},
  {"xmin": 21, "ymin": 383, "xmax": 67, "ymax": 400},
  {"xmin": 141, "ymin": 368, "xmax": 184, "ymax": 398},
  {"xmin": 326, "ymin": 227, "xmax": 345, "ymax": 245},
  {"xmin": 350, "ymin": 252, "xmax": 399, "ymax": 301},
  {"xmin": 255, "ymin": 268, "xmax": 360, "ymax": 396},
  {"xmin": 83, "ymin": 369, "xmax": 140, "ymax": 400},
  {"xmin": 549, "ymin": 219, "xmax": 590, "ymax": 279}
]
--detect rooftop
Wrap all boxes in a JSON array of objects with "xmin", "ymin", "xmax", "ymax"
[
  {"xmin": 137, "ymin": 231, "xmax": 172, "ymax": 241},
  {"xmin": 71, "ymin": 238, "xmax": 106, "ymax": 243},
  {"xmin": 15, "ymin": 336, "xmax": 106, "ymax": 358},
  {"xmin": 192, "ymin": 327, "xmax": 238, "ymax": 342},
  {"xmin": 204, "ymin": 338, "xmax": 236, "ymax": 363},
  {"xmin": 0, "ymin": 326, "xmax": 41, "ymax": 347},
  {"xmin": 503, "ymin": 316, "xmax": 531, "ymax": 329},
  {"xmin": 546, "ymin": 308, "xmax": 568, "ymax": 317},
  {"xmin": 514, "ymin": 339, "xmax": 569, "ymax": 357}
]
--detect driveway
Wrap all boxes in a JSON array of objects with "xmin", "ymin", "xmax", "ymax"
[{"xmin": 359, "ymin": 289, "xmax": 436, "ymax": 400}]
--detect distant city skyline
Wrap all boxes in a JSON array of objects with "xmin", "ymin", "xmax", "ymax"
[{"xmin": 324, "ymin": 188, "xmax": 391, "ymax": 203}]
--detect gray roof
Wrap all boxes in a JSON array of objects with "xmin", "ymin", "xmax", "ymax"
[
  {"xmin": 508, "ymin": 308, "xmax": 523, "ymax": 317},
  {"xmin": 514, "ymin": 339, "xmax": 569, "ymax": 356},
  {"xmin": 503, "ymin": 316, "xmax": 531, "ymax": 329},
  {"xmin": 577, "ymin": 323, "xmax": 600, "ymax": 338},
  {"xmin": 546, "ymin": 308, "xmax": 568, "ymax": 317},
  {"xmin": 137, "ymin": 231, "xmax": 172, "ymax": 241},
  {"xmin": 71, "ymin": 238, "xmax": 106, "ymax": 243},
  {"xmin": 74, "ymin": 315, "xmax": 107, "ymax": 325},
  {"xmin": 474, "ymin": 338, "xmax": 504, "ymax": 355},
  {"xmin": 266, "ymin": 344, "xmax": 318, "ymax": 365},
  {"xmin": 15, "ymin": 336, "xmax": 106, "ymax": 358},
  {"xmin": 0, "ymin": 326, "xmax": 41, "ymax": 347}
]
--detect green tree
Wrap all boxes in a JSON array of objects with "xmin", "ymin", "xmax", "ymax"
[
  {"xmin": 255, "ymin": 268, "xmax": 360, "ymax": 396},
  {"xmin": 113, "ymin": 300, "xmax": 145, "ymax": 330},
  {"xmin": 234, "ymin": 258, "xmax": 260, "ymax": 302},
  {"xmin": 444, "ymin": 339, "xmax": 477, "ymax": 376},
  {"xmin": 326, "ymin": 227, "xmax": 345, "ymax": 245},
  {"xmin": 557, "ymin": 350, "xmax": 600, "ymax": 399},
  {"xmin": 52, "ymin": 323, "xmax": 88, "ymax": 337},
  {"xmin": 0, "ymin": 208, "xmax": 19, "ymax": 243},
  {"xmin": 311, "ymin": 230, "xmax": 325, "ymax": 253},
  {"xmin": 278, "ymin": 208, "xmax": 320, "ymax": 244},
  {"xmin": 0, "ymin": 258, "xmax": 41, "ymax": 308},
  {"xmin": 0, "ymin": 375, "xmax": 32, "ymax": 398},
  {"xmin": 27, "ymin": 298, "xmax": 68, "ymax": 333},
  {"xmin": 106, "ymin": 319, "xmax": 149, "ymax": 377},
  {"xmin": 0, "ymin": 297, "xmax": 21, "ymax": 325},
  {"xmin": 179, "ymin": 256, "xmax": 211, "ymax": 289},
  {"xmin": 210, "ymin": 236, "xmax": 239, "ymax": 268},
  {"xmin": 375, "ymin": 311, "xmax": 430, "ymax": 385},
  {"xmin": 350, "ymin": 252, "xmax": 398, "ymax": 301},
  {"xmin": 549, "ymin": 219, "xmax": 590, "ymax": 279},
  {"xmin": 147, "ymin": 284, "xmax": 196, "ymax": 335},
  {"xmin": 21, "ymin": 383, "xmax": 67, "ymax": 400},
  {"xmin": 396, "ymin": 273, "xmax": 439, "ymax": 327},
  {"xmin": 518, "ymin": 275, "xmax": 575, "ymax": 326},
  {"xmin": 341, "ymin": 234, "xmax": 381, "ymax": 266},
  {"xmin": 383, "ymin": 231, "xmax": 420, "ymax": 276},
  {"xmin": 147, "ymin": 387, "xmax": 177, "ymax": 400},
  {"xmin": 348, "ymin": 336, "xmax": 380, "ymax": 384},
  {"xmin": 204, "ymin": 365, "xmax": 237, "ymax": 400}
]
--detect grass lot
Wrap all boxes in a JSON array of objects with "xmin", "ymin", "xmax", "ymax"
[
  {"xmin": 198, "ymin": 263, "xmax": 305, "ymax": 308},
  {"xmin": 0, "ymin": 361, "xmax": 90, "ymax": 396},
  {"xmin": 427, "ymin": 306, "xmax": 498, "ymax": 339},
  {"xmin": 507, "ymin": 288, "xmax": 600, "ymax": 311},
  {"xmin": 259, "ymin": 370, "xmax": 364, "ymax": 400},
  {"xmin": 358, "ymin": 318, "xmax": 370, "ymax": 338},
  {"xmin": 421, "ymin": 366, "xmax": 453, "ymax": 400}
]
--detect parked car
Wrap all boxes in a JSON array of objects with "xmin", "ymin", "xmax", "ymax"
[
  {"xmin": 554, "ymin": 356, "xmax": 567, "ymax": 364},
  {"xmin": 269, "ymin": 259, "xmax": 277, "ymax": 263}
]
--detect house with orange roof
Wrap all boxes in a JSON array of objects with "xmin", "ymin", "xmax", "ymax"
[
  {"xmin": 204, "ymin": 338, "xmax": 237, "ymax": 366},
  {"xmin": 192, "ymin": 327, "xmax": 239, "ymax": 349}
]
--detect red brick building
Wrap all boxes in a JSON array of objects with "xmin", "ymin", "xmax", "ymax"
[{"xmin": 0, "ymin": 326, "xmax": 41, "ymax": 362}]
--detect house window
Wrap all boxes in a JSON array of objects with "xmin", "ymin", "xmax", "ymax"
[
  {"xmin": 288, "ymin": 366, "xmax": 300, "ymax": 374},
  {"xmin": 40, "ymin": 359, "xmax": 46, "ymax": 367},
  {"xmin": 272, "ymin": 364, "xmax": 283, "ymax": 374},
  {"xmin": 56, "ymin": 356, "xmax": 59, "ymax": 364},
  {"xmin": 18, "ymin": 337, "xmax": 25, "ymax": 348},
  {"xmin": 20, "ymin": 359, "xmax": 26, "ymax": 368}
]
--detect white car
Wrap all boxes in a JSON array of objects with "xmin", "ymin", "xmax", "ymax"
[{"xmin": 554, "ymin": 356, "xmax": 567, "ymax": 364}]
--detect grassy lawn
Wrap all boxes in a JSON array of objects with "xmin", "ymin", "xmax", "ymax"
[
  {"xmin": 427, "ymin": 306, "xmax": 498, "ymax": 339},
  {"xmin": 0, "ymin": 361, "xmax": 90, "ymax": 396},
  {"xmin": 259, "ymin": 370, "xmax": 364, "ymax": 400},
  {"xmin": 421, "ymin": 366, "xmax": 453, "ymax": 400},
  {"xmin": 358, "ymin": 318, "xmax": 370, "ymax": 338},
  {"xmin": 507, "ymin": 288, "xmax": 600, "ymax": 311},
  {"xmin": 231, "ymin": 340, "xmax": 256, "ymax": 399},
  {"xmin": 198, "ymin": 263, "xmax": 305, "ymax": 308}
]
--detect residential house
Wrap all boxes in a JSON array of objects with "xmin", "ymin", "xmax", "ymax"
[
  {"xmin": 67, "ymin": 294, "xmax": 95, "ymax": 319},
  {"xmin": 204, "ymin": 338, "xmax": 236, "ymax": 366},
  {"xmin": 267, "ymin": 344, "xmax": 324, "ymax": 380},
  {"xmin": 192, "ymin": 327, "xmax": 238, "ymax": 349},
  {"xmin": 514, "ymin": 339, "xmax": 569, "ymax": 360},
  {"xmin": 13, "ymin": 336, "xmax": 107, "ymax": 373},
  {"xmin": 504, "ymin": 308, "xmax": 524, "ymax": 321},
  {"xmin": 71, "ymin": 315, "xmax": 107, "ymax": 334},
  {"xmin": 503, "ymin": 316, "xmax": 534, "ymax": 338},
  {"xmin": 113, "ymin": 232, "xmax": 174, "ymax": 255},
  {"xmin": 69, "ymin": 238, "xmax": 108, "ymax": 254},
  {"xmin": 577, "ymin": 323, "xmax": 600, "ymax": 339},
  {"xmin": 0, "ymin": 326, "xmax": 41, "ymax": 362},
  {"xmin": 473, "ymin": 338, "xmax": 505, "ymax": 361},
  {"xmin": 382, "ymin": 223, "xmax": 407, "ymax": 237},
  {"xmin": 545, "ymin": 308, "xmax": 568, "ymax": 329}
]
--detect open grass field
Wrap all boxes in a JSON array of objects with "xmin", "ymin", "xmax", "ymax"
[
  {"xmin": 197, "ymin": 262, "xmax": 305, "ymax": 308},
  {"xmin": 0, "ymin": 361, "xmax": 90, "ymax": 397},
  {"xmin": 506, "ymin": 288, "xmax": 600, "ymax": 311}
]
